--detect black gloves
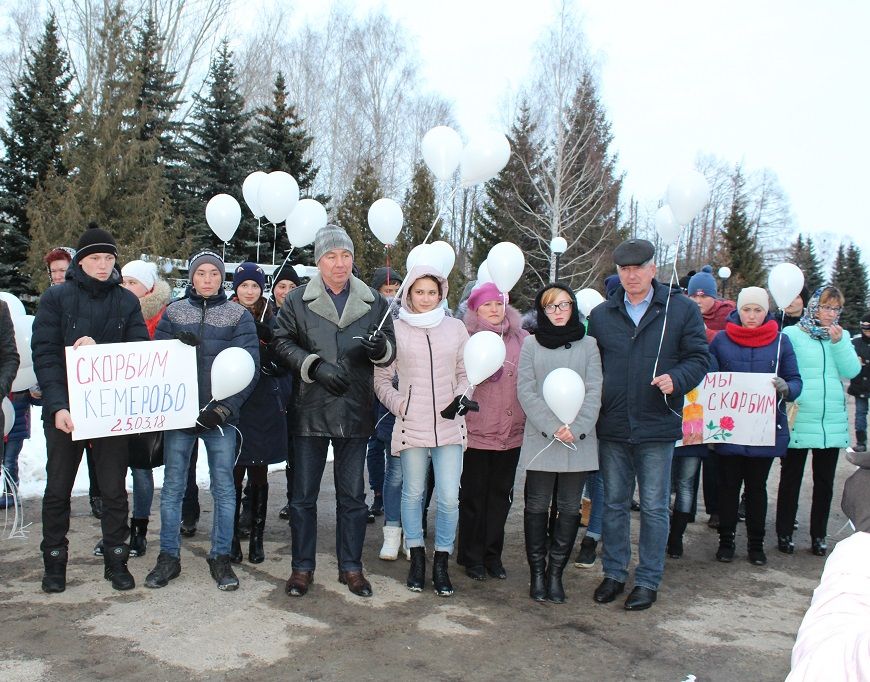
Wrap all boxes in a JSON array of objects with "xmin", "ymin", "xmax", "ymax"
[
  {"xmin": 175, "ymin": 331, "xmax": 201, "ymax": 346},
  {"xmin": 195, "ymin": 403, "xmax": 231, "ymax": 433},
  {"xmin": 360, "ymin": 325, "xmax": 388, "ymax": 361},
  {"xmin": 440, "ymin": 395, "xmax": 479, "ymax": 420},
  {"xmin": 255, "ymin": 321, "xmax": 273, "ymax": 343},
  {"xmin": 772, "ymin": 376, "xmax": 789, "ymax": 400},
  {"xmin": 313, "ymin": 360, "xmax": 350, "ymax": 397}
]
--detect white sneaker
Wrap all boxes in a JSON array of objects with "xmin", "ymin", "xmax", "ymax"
[{"xmin": 379, "ymin": 526, "xmax": 402, "ymax": 560}]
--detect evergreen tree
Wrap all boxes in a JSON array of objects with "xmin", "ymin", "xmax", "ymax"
[
  {"xmin": 0, "ymin": 14, "xmax": 74, "ymax": 294},
  {"xmin": 336, "ymin": 159, "xmax": 383, "ymax": 281},
  {"xmin": 393, "ymin": 162, "xmax": 440, "ymax": 272},
  {"xmin": 26, "ymin": 3, "xmax": 183, "ymax": 287},
  {"xmin": 183, "ymin": 40, "xmax": 255, "ymax": 256},
  {"xmin": 831, "ymin": 243, "xmax": 868, "ymax": 331},
  {"xmin": 788, "ymin": 233, "xmax": 824, "ymax": 293},
  {"xmin": 721, "ymin": 166, "xmax": 765, "ymax": 291}
]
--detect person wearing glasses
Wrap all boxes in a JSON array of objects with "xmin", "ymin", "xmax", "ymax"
[{"xmin": 776, "ymin": 286, "xmax": 861, "ymax": 557}]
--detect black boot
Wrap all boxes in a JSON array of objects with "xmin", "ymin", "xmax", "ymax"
[
  {"xmin": 279, "ymin": 464, "xmax": 292, "ymax": 520},
  {"xmin": 230, "ymin": 485, "xmax": 243, "ymax": 564},
  {"xmin": 546, "ymin": 512, "xmax": 580, "ymax": 604},
  {"xmin": 103, "ymin": 544, "xmax": 135, "ymax": 590},
  {"xmin": 432, "ymin": 551, "xmax": 454, "ymax": 597},
  {"xmin": 238, "ymin": 483, "xmax": 251, "ymax": 539},
  {"xmin": 667, "ymin": 511, "xmax": 692, "ymax": 559},
  {"xmin": 716, "ymin": 529, "xmax": 736, "ymax": 562},
  {"xmin": 407, "ymin": 546, "xmax": 426, "ymax": 592},
  {"xmin": 856, "ymin": 430, "xmax": 867, "ymax": 453},
  {"xmin": 524, "ymin": 511, "xmax": 548, "ymax": 602},
  {"xmin": 129, "ymin": 518, "xmax": 148, "ymax": 558},
  {"xmin": 248, "ymin": 483, "xmax": 268, "ymax": 564},
  {"xmin": 41, "ymin": 546, "xmax": 68, "ymax": 593},
  {"xmin": 747, "ymin": 534, "xmax": 767, "ymax": 565}
]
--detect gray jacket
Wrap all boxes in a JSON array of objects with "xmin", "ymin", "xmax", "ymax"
[{"xmin": 517, "ymin": 334, "xmax": 602, "ymax": 472}]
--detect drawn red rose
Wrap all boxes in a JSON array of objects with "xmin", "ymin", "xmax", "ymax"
[{"xmin": 719, "ymin": 416, "xmax": 735, "ymax": 431}]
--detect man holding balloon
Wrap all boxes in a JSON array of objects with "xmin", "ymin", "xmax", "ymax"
[
  {"xmin": 272, "ymin": 224, "xmax": 395, "ymax": 599},
  {"xmin": 588, "ymin": 238, "xmax": 709, "ymax": 611}
]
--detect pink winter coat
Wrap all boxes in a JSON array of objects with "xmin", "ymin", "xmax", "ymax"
[
  {"xmin": 462, "ymin": 305, "xmax": 528, "ymax": 451},
  {"xmin": 374, "ymin": 266, "xmax": 470, "ymax": 455}
]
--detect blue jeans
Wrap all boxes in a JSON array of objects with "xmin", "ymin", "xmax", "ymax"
[
  {"xmin": 671, "ymin": 456, "xmax": 701, "ymax": 515},
  {"xmin": 584, "ymin": 470, "xmax": 604, "ymax": 540},
  {"xmin": 159, "ymin": 428, "xmax": 237, "ymax": 559},
  {"xmin": 131, "ymin": 467, "xmax": 154, "ymax": 519},
  {"xmin": 856, "ymin": 396, "xmax": 868, "ymax": 434},
  {"xmin": 401, "ymin": 445, "xmax": 463, "ymax": 553},
  {"xmin": 600, "ymin": 440, "xmax": 674, "ymax": 591},
  {"xmin": 366, "ymin": 435, "xmax": 387, "ymax": 496},
  {"xmin": 290, "ymin": 436, "xmax": 368, "ymax": 572},
  {"xmin": 3, "ymin": 438, "xmax": 23, "ymax": 487},
  {"xmin": 383, "ymin": 453, "xmax": 402, "ymax": 526}
]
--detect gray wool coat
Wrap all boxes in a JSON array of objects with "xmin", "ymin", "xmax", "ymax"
[{"xmin": 516, "ymin": 334, "xmax": 602, "ymax": 472}]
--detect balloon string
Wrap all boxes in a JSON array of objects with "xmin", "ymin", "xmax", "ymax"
[
  {"xmin": 524, "ymin": 432, "xmax": 578, "ymax": 470},
  {"xmin": 261, "ymin": 247, "xmax": 295, "ymax": 322},
  {"xmin": 652, "ymin": 227, "xmax": 683, "ymax": 383},
  {"xmin": 272, "ymin": 221, "xmax": 277, "ymax": 265}
]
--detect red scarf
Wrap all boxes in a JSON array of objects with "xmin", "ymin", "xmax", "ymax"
[{"xmin": 724, "ymin": 319, "xmax": 779, "ymax": 347}]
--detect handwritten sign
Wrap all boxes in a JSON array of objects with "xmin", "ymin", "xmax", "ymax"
[
  {"xmin": 679, "ymin": 372, "xmax": 777, "ymax": 447},
  {"xmin": 65, "ymin": 340, "xmax": 199, "ymax": 441}
]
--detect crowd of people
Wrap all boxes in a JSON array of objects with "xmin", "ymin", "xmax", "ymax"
[{"xmin": 2, "ymin": 223, "xmax": 868, "ymax": 615}]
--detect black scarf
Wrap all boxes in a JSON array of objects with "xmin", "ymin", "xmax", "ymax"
[{"xmin": 534, "ymin": 283, "xmax": 586, "ymax": 349}]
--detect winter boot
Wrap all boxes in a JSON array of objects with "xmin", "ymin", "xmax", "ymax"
[
  {"xmin": 145, "ymin": 552, "xmax": 181, "ymax": 588},
  {"xmin": 545, "ymin": 512, "xmax": 581, "ymax": 604},
  {"xmin": 407, "ymin": 546, "xmax": 426, "ymax": 592},
  {"xmin": 432, "ymin": 551, "xmax": 454, "ymax": 597},
  {"xmin": 379, "ymin": 526, "xmax": 403, "ymax": 561},
  {"xmin": 248, "ymin": 483, "xmax": 268, "ymax": 564},
  {"xmin": 41, "ymin": 546, "xmax": 68, "ymax": 593},
  {"xmin": 129, "ymin": 518, "xmax": 149, "ymax": 558},
  {"xmin": 524, "ymin": 511, "xmax": 549, "ymax": 602},
  {"xmin": 103, "ymin": 544, "xmax": 135, "ymax": 591},
  {"xmin": 207, "ymin": 555, "xmax": 240, "ymax": 591},
  {"xmin": 855, "ymin": 430, "xmax": 867, "ymax": 453},
  {"xmin": 716, "ymin": 530, "xmax": 736, "ymax": 562},
  {"xmin": 238, "ymin": 483, "xmax": 251, "ymax": 539},
  {"xmin": 667, "ymin": 511, "xmax": 692, "ymax": 559},
  {"xmin": 230, "ymin": 485, "xmax": 243, "ymax": 564},
  {"xmin": 747, "ymin": 534, "xmax": 767, "ymax": 566}
]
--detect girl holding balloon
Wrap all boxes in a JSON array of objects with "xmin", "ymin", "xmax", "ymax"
[{"xmin": 517, "ymin": 284, "xmax": 602, "ymax": 604}]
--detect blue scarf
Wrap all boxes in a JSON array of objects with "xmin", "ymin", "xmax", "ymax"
[{"xmin": 797, "ymin": 288, "xmax": 834, "ymax": 341}]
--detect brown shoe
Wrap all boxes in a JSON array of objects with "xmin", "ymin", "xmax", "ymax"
[
  {"xmin": 338, "ymin": 569, "xmax": 373, "ymax": 597},
  {"xmin": 285, "ymin": 570, "xmax": 314, "ymax": 597}
]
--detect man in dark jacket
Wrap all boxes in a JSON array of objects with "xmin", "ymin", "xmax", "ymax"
[
  {"xmin": 273, "ymin": 224, "xmax": 396, "ymax": 598},
  {"xmin": 145, "ymin": 250, "xmax": 259, "ymax": 592},
  {"xmin": 32, "ymin": 225, "xmax": 149, "ymax": 593},
  {"xmin": 587, "ymin": 239, "xmax": 709, "ymax": 611},
  {"xmin": 848, "ymin": 313, "xmax": 870, "ymax": 452}
]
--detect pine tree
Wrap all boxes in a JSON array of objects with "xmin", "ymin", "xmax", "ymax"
[
  {"xmin": 788, "ymin": 233, "xmax": 824, "ymax": 293},
  {"xmin": 393, "ymin": 162, "xmax": 440, "ymax": 272},
  {"xmin": 183, "ymin": 40, "xmax": 255, "ymax": 256},
  {"xmin": 0, "ymin": 13, "xmax": 74, "ymax": 295},
  {"xmin": 831, "ymin": 244, "xmax": 868, "ymax": 331},
  {"xmin": 721, "ymin": 166, "xmax": 765, "ymax": 290},
  {"xmin": 335, "ymin": 159, "xmax": 383, "ymax": 281}
]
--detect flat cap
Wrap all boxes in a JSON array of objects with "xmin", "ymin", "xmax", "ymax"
[{"xmin": 613, "ymin": 239, "xmax": 655, "ymax": 266}]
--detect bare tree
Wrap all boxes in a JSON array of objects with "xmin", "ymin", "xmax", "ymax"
[{"xmin": 0, "ymin": 0, "xmax": 43, "ymax": 111}]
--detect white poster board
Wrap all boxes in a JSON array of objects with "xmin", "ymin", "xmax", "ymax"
[
  {"xmin": 679, "ymin": 371, "xmax": 777, "ymax": 447},
  {"xmin": 65, "ymin": 340, "xmax": 199, "ymax": 441}
]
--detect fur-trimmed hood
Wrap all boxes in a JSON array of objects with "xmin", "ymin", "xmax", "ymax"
[{"xmin": 139, "ymin": 279, "xmax": 171, "ymax": 322}]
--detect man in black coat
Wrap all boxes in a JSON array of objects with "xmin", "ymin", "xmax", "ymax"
[
  {"xmin": 273, "ymin": 224, "xmax": 396, "ymax": 598},
  {"xmin": 587, "ymin": 239, "xmax": 709, "ymax": 611},
  {"xmin": 32, "ymin": 225, "xmax": 149, "ymax": 593},
  {"xmin": 848, "ymin": 313, "xmax": 870, "ymax": 451}
]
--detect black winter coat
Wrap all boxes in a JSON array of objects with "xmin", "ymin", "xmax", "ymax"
[
  {"xmin": 0, "ymin": 301, "xmax": 21, "ymax": 436},
  {"xmin": 848, "ymin": 333, "xmax": 870, "ymax": 398},
  {"xmin": 32, "ymin": 267, "xmax": 148, "ymax": 420},
  {"xmin": 272, "ymin": 274, "xmax": 396, "ymax": 438},
  {"xmin": 587, "ymin": 280, "xmax": 710, "ymax": 443}
]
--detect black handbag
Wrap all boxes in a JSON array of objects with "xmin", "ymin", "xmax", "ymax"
[{"xmin": 127, "ymin": 431, "xmax": 165, "ymax": 469}]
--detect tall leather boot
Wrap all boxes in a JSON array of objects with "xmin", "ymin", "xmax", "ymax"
[
  {"xmin": 546, "ymin": 512, "xmax": 580, "ymax": 604},
  {"xmin": 407, "ymin": 546, "xmax": 426, "ymax": 592},
  {"xmin": 248, "ymin": 483, "xmax": 268, "ymax": 564},
  {"xmin": 42, "ymin": 546, "xmax": 68, "ymax": 593},
  {"xmin": 238, "ymin": 482, "xmax": 251, "ymax": 539},
  {"xmin": 524, "ymin": 510, "xmax": 548, "ymax": 602},
  {"xmin": 667, "ymin": 511, "xmax": 692, "ymax": 558},
  {"xmin": 103, "ymin": 544, "xmax": 135, "ymax": 590},
  {"xmin": 230, "ymin": 485, "xmax": 243, "ymax": 564}
]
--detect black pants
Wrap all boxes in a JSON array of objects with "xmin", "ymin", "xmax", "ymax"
[
  {"xmin": 702, "ymin": 447, "xmax": 718, "ymax": 514},
  {"xmin": 181, "ymin": 441, "xmax": 199, "ymax": 519},
  {"xmin": 776, "ymin": 447, "xmax": 839, "ymax": 539},
  {"xmin": 85, "ymin": 444, "xmax": 101, "ymax": 498},
  {"xmin": 717, "ymin": 455, "xmax": 773, "ymax": 539},
  {"xmin": 525, "ymin": 470, "xmax": 587, "ymax": 515},
  {"xmin": 41, "ymin": 425, "xmax": 129, "ymax": 552},
  {"xmin": 457, "ymin": 447, "xmax": 520, "ymax": 567}
]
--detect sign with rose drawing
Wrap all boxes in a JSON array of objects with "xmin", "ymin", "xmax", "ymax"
[{"xmin": 677, "ymin": 372, "xmax": 777, "ymax": 447}]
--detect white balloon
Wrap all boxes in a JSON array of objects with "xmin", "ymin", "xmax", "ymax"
[
  {"xmin": 286, "ymin": 199, "xmax": 327, "ymax": 247},
  {"xmin": 768, "ymin": 263, "xmax": 805, "ymax": 309},
  {"xmin": 242, "ymin": 171, "xmax": 268, "ymax": 218},
  {"xmin": 258, "ymin": 171, "xmax": 300, "ymax": 224},
  {"xmin": 542, "ymin": 368, "xmax": 586, "ymax": 426},
  {"xmin": 421, "ymin": 126, "xmax": 463, "ymax": 181},
  {"xmin": 0, "ymin": 292, "xmax": 26, "ymax": 319},
  {"xmin": 667, "ymin": 170, "xmax": 711, "ymax": 225},
  {"xmin": 12, "ymin": 314, "xmax": 33, "ymax": 367},
  {"xmin": 11, "ymin": 365, "xmax": 36, "ymax": 392},
  {"xmin": 718, "ymin": 266, "xmax": 732, "ymax": 279},
  {"xmin": 293, "ymin": 264, "xmax": 312, "ymax": 280},
  {"xmin": 655, "ymin": 205, "xmax": 681, "ymax": 244},
  {"xmin": 211, "ymin": 347, "xmax": 256, "ymax": 401},
  {"xmin": 205, "ymin": 194, "xmax": 241, "ymax": 242},
  {"xmin": 2, "ymin": 396, "xmax": 14, "ymax": 436},
  {"xmin": 477, "ymin": 261, "xmax": 493, "ymax": 285},
  {"xmin": 460, "ymin": 131, "xmax": 511, "ymax": 187},
  {"xmin": 487, "ymin": 242, "xmax": 525, "ymax": 293},
  {"xmin": 406, "ymin": 244, "xmax": 445, "ymax": 276},
  {"xmin": 368, "ymin": 198, "xmax": 404, "ymax": 246},
  {"xmin": 430, "ymin": 241, "xmax": 456, "ymax": 277},
  {"xmin": 464, "ymin": 331, "xmax": 506, "ymax": 386},
  {"xmin": 575, "ymin": 288, "xmax": 605, "ymax": 317}
]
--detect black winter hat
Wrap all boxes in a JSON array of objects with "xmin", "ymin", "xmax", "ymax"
[
  {"xmin": 370, "ymin": 267, "xmax": 403, "ymax": 291},
  {"xmin": 273, "ymin": 262, "xmax": 301, "ymax": 287},
  {"xmin": 75, "ymin": 222, "xmax": 117, "ymax": 261}
]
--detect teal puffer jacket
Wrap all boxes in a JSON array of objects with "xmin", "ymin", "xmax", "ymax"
[{"xmin": 783, "ymin": 325, "xmax": 861, "ymax": 449}]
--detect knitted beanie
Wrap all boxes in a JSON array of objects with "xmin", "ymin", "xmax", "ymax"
[
  {"xmin": 188, "ymin": 250, "xmax": 225, "ymax": 281},
  {"xmin": 75, "ymin": 223, "xmax": 117, "ymax": 261},
  {"xmin": 314, "ymin": 224, "xmax": 355, "ymax": 263},
  {"xmin": 736, "ymin": 286, "xmax": 770, "ymax": 313},
  {"xmin": 467, "ymin": 282, "xmax": 507, "ymax": 311},
  {"xmin": 121, "ymin": 260, "xmax": 157, "ymax": 291},
  {"xmin": 273, "ymin": 262, "xmax": 302, "ymax": 287},
  {"xmin": 687, "ymin": 265, "xmax": 718, "ymax": 298},
  {"xmin": 232, "ymin": 262, "xmax": 266, "ymax": 292}
]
